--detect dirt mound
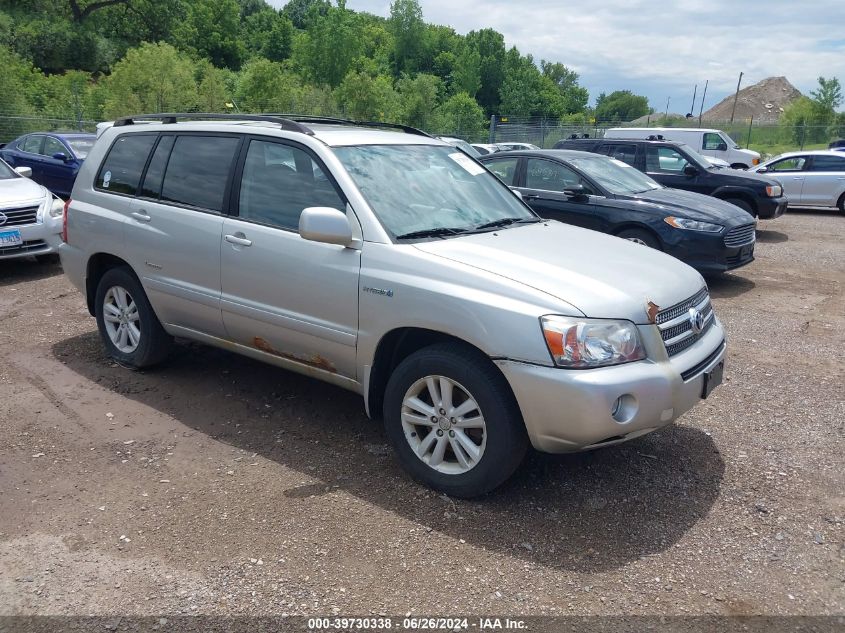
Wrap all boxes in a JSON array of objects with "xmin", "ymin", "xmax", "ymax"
[{"xmin": 702, "ymin": 76, "xmax": 802, "ymax": 124}]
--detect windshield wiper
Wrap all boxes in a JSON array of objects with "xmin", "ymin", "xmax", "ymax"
[
  {"xmin": 475, "ymin": 217, "xmax": 541, "ymax": 230},
  {"xmin": 395, "ymin": 227, "xmax": 471, "ymax": 240}
]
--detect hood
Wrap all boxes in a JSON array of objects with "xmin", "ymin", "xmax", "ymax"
[
  {"xmin": 413, "ymin": 222, "xmax": 705, "ymax": 324},
  {"xmin": 0, "ymin": 177, "xmax": 48, "ymax": 206},
  {"xmin": 707, "ymin": 166, "xmax": 778, "ymax": 187},
  {"xmin": 737, "ymin": 147, "xmax": 761, "ymax": 159},
  {"xmin": 618, "ymin": 187, "xmax": 752, "ymax": 225}
]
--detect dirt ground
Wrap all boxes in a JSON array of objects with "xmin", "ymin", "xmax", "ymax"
[{"xmin": 0, "ymin": 209, "xmax": 843, "ymax": 620}]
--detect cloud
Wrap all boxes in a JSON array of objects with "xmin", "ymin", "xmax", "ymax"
[{"xmin": 271, "ymin": 0, "xmax": 845, "ymax": 108}]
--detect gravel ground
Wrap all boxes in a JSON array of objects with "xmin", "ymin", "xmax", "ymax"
[{"xmin": 0, "ymin": 209, "xmax": 842, "ymax": 620}]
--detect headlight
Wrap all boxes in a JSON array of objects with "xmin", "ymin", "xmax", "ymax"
[
  {"xmin": 49, "ymin": 197, "xmax": 64, "ymax": 218},
  {"xmin": 664, "ymin": 216, "xmax": 723, "ymax": 233},
  {"xmin": 541, "ymin": 316, "xmax": 646, "ymax": 368},
  {"xmin": 765, "ymin": 184, "xmax": 782, "ymax": 197}
]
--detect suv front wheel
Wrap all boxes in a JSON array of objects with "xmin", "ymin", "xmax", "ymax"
[
  {"xmin": 95, "ymin": 267, "xmax": 173, "ymax": 368},
  {"xmin": 383, "ymin": 343, "xmax": 528, "ymax": 497}
]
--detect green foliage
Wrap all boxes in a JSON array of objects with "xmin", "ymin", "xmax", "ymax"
[
  {"xmin": 336, "ymin": 70, "xmax": 399, "ymax": 121},
  {"xmin": 780, "ymin": 96, "xmax": 831, "ymax": 144},
  {"xmin": 594, "ymin": 90, "xmax": 650, "ymax": 122},
  {"xmin": 173, "ymin": 0, "xmax": 244, "ymax": 69},
  {"xmin": 396, "ymin": 73, "xmax": 441, "ymax": 129},
  {"xmin": 464, "ymin": 28, "xmax": 506, "ymax": 115},
  {"xmin": 499, "ymin": 48, "xmax": 565, "ymax": 118},
  {"xmin": 541, "ymin": 61, "xmax": 589, "ymax": 115},
  {"xmin": 242, "ymin": 8, "xmax": 294, "ymax": 62},
  {"xmin": 281, "ymin": 0, "xmax": 330, "ymax": 30},
  {"xmin": 451, "ymin": 45, "xmax": 481, "ymax": 97},
  {"xmin": 433, "ymin": 92, "xmax": 486, "ymax": 137},
  {"xmin": 810, "ymin": 76, "xmax": 842, "ymax": 112},
  {"xmin": 103, "ymin": 42, "xmax": 201, "ymax": 117},
  {"xmin": 389, "ymin": 0, "xmax": 424, "ymax": 74},
  {"xmin": 294, "ymin": 1, "xmax": 363, "ymax": 88}
]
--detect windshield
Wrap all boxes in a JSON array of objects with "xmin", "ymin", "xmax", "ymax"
[
  {"xmin": 67, "ymin": 138, "xmax": 95, "ymax": 159},
  {"xmin": 567, "ymin": 155, "xmax": 661, "ymax": 195},
  {"xmin": 333, "ymin": 144, "xmax": 536, "ymax": 239},
  {"xmin": 677, "ymin": 143, "xmax": 715, "ymax": 169},
  {"xmin": 0, "ymin": 160, "xmax": 16, "ymax": 180}
]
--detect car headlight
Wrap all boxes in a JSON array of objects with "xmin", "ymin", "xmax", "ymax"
[
  {"xmin": 765, "ymin": 184, "xmax": 782, "ymax": 197},
  {"xmin": 49, "ymin": 197, "xmax": 64, "ymax": 218},
  {"xmin": 541, "ymin": 316, "xmax": 646, "ymax": 368},
  {"xmin": 664, "ymin": 216, "xmax": 724, "ymax": 233}
]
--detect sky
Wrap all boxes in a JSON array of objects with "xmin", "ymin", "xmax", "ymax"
[{"xmin": 270, "ymin": 0, "xmax": 845, "ymax": 111}]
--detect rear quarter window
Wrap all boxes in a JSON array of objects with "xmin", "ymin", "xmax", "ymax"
[{"xmin": 96, "ymin": 134, "xmax": 158, "ymax": 195}]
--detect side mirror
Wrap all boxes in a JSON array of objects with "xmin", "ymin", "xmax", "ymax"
[
  {"xmin": 756, "ymin": 167, "xmax": 768, "ymax": 173},
  {"xmin": 299, "ymin": 207, "xmax": 354, "ymax": 247},
  {"xmin": 683, "ymin": 164, "xmax": 699, "ymax": 176},
  {"xmin": 14, "ymin": 166, "xmax": 33, "ymax": 178},
  {"xmin": 52, "ymin": 152, "xmax": 71, "ymax": 162},
  {"xmin": 717, "ymin": 142, "xmax": 728, "ymax": 152},
  {"xmin": 509, "ymin": 188, "xmax": 523, "ymax": 200},
  {"xmin": 563, "ymin": 184, "xmax": 588, "ymax": 198}
]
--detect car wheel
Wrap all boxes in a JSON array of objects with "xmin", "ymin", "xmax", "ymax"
[
  {"xmin": 34, "ymin": 254, "xmax": 60, "ymax": 265},
  {"xmin": 730, "ymin": 163, "xmax": 748, "ymax": 170},
  {"xmin": 837, "ymin": 192, "xmax": 845, "ymax": 214},
  {"xmin": 616, "ymin": 228, "xmax": 660, "ymax": 249},
  {"xmin": 724, "ymin": 197, "xmax": 755, "ymax": 217},
  {"xmin": 95, "ymin": 267, "xmax": 173, "ymax": 369},
  {"xmin": 383, "ymin": 343, "xmax": 528, "ymax": 498}
]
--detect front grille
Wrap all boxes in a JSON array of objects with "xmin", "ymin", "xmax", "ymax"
[
  {"xmin": 656, "ymin": 287, "xmax": 716, "ymax": 356},
  {"xmin": 0, "ymin": 239, "xmax": 46, "ymax": 256},
  {"xmin": 724, "ymin": 223, "xmax": 756, "ymax": 247},
  {"xmin": 0, "ymin": 205, "xmax": 40, "ymax": 227}
]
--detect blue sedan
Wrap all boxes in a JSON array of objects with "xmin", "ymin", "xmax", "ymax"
[{"xmin": 0, "ymin": 132, "xmax": 96, "ymax": 198}]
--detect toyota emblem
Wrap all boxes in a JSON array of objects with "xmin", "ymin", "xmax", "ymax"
[
  {"xmin": 688, "ymin": 308, "xmax": 705, "ymax": 334},
  {"xmin": 0, "ymin": 212, "xmax": 7, "ymax": 226}
]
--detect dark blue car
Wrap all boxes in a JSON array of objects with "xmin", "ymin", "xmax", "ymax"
[
  {"xmin": 480, "ymin": 149, "xmax": 756, "ymax": 275},
  {"xmin": 0, "ymin": 132, "xmax": 96, "ymax": 198}
]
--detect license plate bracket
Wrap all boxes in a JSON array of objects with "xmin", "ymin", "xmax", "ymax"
[
  {"xmin": 701, "ymin": 360, "xmax": 724, "ymax": 399},
  {"xmin": 0, "ymin": 228, "xmax": 23, "ymax": 247}
]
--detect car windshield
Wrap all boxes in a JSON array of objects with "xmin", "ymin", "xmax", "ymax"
[
  {"xmin": 333, "ymin": 144, "xmax": 536, "ymax": 239},
  {"xmin": 567, "ymin": 155, "xmax": 662, "ymax": 194},
  {"xmin": 0, "ymin": 160, "xmax": 16, "ymax": 180},
  {"xmin": 66, "ymin": 138, "xmax": 95, "ymax": 159},
  {"xmin": 677, "ymin": 143, "xmax": 714, "ymax": 169}
]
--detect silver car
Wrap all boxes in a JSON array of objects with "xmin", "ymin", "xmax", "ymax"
[
  {"xmin": 0, "ymin": 159, "xmax": 64, "ymax": 262},
  {"xmin": 751, "ymin": 150, "xmax": 845, "ymax": 213},
  {"xmin": 59, "ymin": 114, "xmax": 727, "ymax": 497}
]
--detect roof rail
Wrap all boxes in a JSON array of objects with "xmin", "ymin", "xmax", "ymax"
[
  {"xmin": 266, "ymin": 114, "xmax": 432, "ymax": 138},
  {"xmin": 112, "ymin": 113, "xmax": 315, "ymax": 135}
]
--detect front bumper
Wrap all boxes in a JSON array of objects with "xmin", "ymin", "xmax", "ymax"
[
  {"xmin": 0, "ymin": 217, "xmax": 62, "ymax": 260},
  {"xmin": 664, "ymin": 230, "xmax": 754, "ymax": 275},
  {"xmin": 757, "ymin": 196, "xmax": 787, "ymax": 219},
  {"xmin": 496, "ymin": 318, "xmax": 726, "ymax": 453}
]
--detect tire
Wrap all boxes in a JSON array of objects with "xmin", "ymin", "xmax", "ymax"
[
  {"xmin": 730, "ymin": 163, "xmax": 748, "ymax": 170},
  {"xmin": 94, "ymin": 266, "xmax": 173, "ymax": 369},
  {"xmin": 724, "ymin": 197, "xmax": 755, "ymax": 217},
  {"xmin": 34, "ymin": 254, "xmax": 60, "ymax": 265},
  {"xmin": 616, "ymin": 228, "xmax": 661, "ymax": 249},
  {"xmin": 382, "ymin": 343, "xmax": 528, "ymax": 498},
  {"xmin": 838, "ymin": 193, "xmax": 845, "ymax": 214}
]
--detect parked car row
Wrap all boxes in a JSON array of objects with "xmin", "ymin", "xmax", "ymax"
[{"xmin": 0, "ymin": 132, "xmax": 96, "ymax": 198}]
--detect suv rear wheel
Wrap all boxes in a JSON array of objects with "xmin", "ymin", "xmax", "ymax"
[
  {"xmin": 95, "ymin": 267, "xmax": 173, "ymax": 368},
  {"xmin": 383, "ymin": 343, "xmax": 528, "ymax": 497}
]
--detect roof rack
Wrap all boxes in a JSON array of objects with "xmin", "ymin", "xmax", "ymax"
[
  {"xmin": 266, "ymin": 114, "xmax": 432, "ymax": 138},
  {"xmin": 112, "ymin": 113, "xmax": 314, "ymax": 135}
]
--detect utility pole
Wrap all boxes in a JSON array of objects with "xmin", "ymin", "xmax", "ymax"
[
  {"xmin": 729, "ymin": 72, "xmax": 744, "ymax": 123},
  {"xmin": 665, "ymin": 96, "xmax": 670, "ymax": 120},
  {"xmin": 698, "ymin": 80, "xmax": 709, "ymax": 127},
  {"xmin": 689, "ymin": 84, "xmax": 697, "ymax": 117}
]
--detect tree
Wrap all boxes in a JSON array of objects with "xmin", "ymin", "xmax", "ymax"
[
  {"xmin": 396, "ymin": 73, "xmax": 441, "ymax": 129},
  {"xmin": 464, "ymin": 28, "xmax": 505, "ymax": 115},
  {"xmin": 433, "ymin": 92, "xmax": 486, "ymax": 138},
  {"xmin": 174, "ymin": 0, "xmax": 244, "ymax": 69},
  {"xmin": 295, "ymin": 1, "xmax": 363, "ymax": 88},
  {"xmin": 540, "ymin": 60, "xmax": 588, "ymax": 114},
  {"xmin": 499, "ymin": 48, "xmax": 565, "ymax": 118},
  {"xmin": 68, "ymin": 0, "xmax": 128, "ymax": 23},
  {"xmin": 241, "ymin": 8, "xmax": 294, "ymax": 62},
  {"xmin": 281, "ymin": 0, "xmax": 330, "ymax": 29},
  {"xmin": 389, "ymin": 0, "xmax": 424, "ymax": 75},
  {"xmin": 236, "ymin": 57, "xmax": 301, "ymax": 111},
  {"xmin": 780, "ymin": 96, "xmax": 830, "ymax": 145},
  {"xmin": 103, "ymin": 42, "xmax": 200, "ymax": 117},
  {"xmin": 810, "ymin": 76, "xmax": 842, "ymax": 112},
  {"xmin": 593, "ymin": 90, "xmax": 649, "ymax": 122},
  {"xmin": 451, "ymin": 44, "xmax": 480, "ymax": 97},
  {"xmin": 335, "ymin": 70, "xmax": 399, "ymax": 121}
]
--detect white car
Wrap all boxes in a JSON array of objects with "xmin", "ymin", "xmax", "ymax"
[
  {"xmin": 750, "ymin": 150, "xmax": 845, "ymax": 212},
  {"xmin": 496, "ymin": 142, "xmax": 540, "ymax": 151},
  {"xmin": 0, "ymin": 159, "xmax": 64, "ymax": 262},
  {"xmin": 471, "ymin": 143, "xmax": 501, "ymax": 156}
]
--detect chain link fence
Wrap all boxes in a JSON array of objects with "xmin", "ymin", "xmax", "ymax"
[{"xmin": 0, "ymin": 113, "xmax": 97, "ymax": 145}]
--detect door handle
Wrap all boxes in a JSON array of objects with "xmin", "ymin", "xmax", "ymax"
[
  {"xmin": 131, "ymin": 211, "xmax": 151, "ymax": 222},
  {"xmin": 793, "ymin": 177, "xmax": 804, "ymax": 181},
  {"xmin": 523, "ymin": 194, "xmax": 540, "ymax": 201},
  {"xmin": 225, "ymin": 233, "xmax": 252, "ymax": 247}
]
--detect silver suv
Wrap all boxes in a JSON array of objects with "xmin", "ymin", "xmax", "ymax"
[{"xmin": 60, "ymin": 114, "xmax": 727, "ymax": 497}]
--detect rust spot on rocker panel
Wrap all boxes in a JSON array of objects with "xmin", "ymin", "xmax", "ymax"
[{"xmin": 252, "ymin": 337, "xmax": 337, "ymax": 373}]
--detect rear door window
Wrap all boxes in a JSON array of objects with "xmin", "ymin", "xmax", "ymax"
[
  {"xmin": 767, "ymin": 156, "xmax": 807, "ymax": 172},
  {"xmin": 139, "ymin": 136, "xmax": 176, "ymax": 199},
  {"xmin": 21, "ymin": 135, "xmax": 43, "ymax": 154},
  {"xmin": 598, "ymin": 143, "xmax": 637, "ymax": 166},
  {"xmin": 808, "ymin": 155, "xmax": 845, "ymax": 172},
  {"xmin": 42, "ymin": 137, "xmax": 67, "ymax": 157},
  {"xmin": 160, "ymin": 135, "xmax": 241, "ymax": 212},
  {"xmin": 645, "ymin": 146, "xmax": 690, "ymax": 173},
  {"xmin": 95, "ymin": 134, "xmax": 158, "ymax": 195},
  {"xmin": 484, "ymin": 157, "xmax": 520, "ymax": 185},
  {"xmin": 525, "ymin": 158, "xmax": 593, "ymax": 193}
]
